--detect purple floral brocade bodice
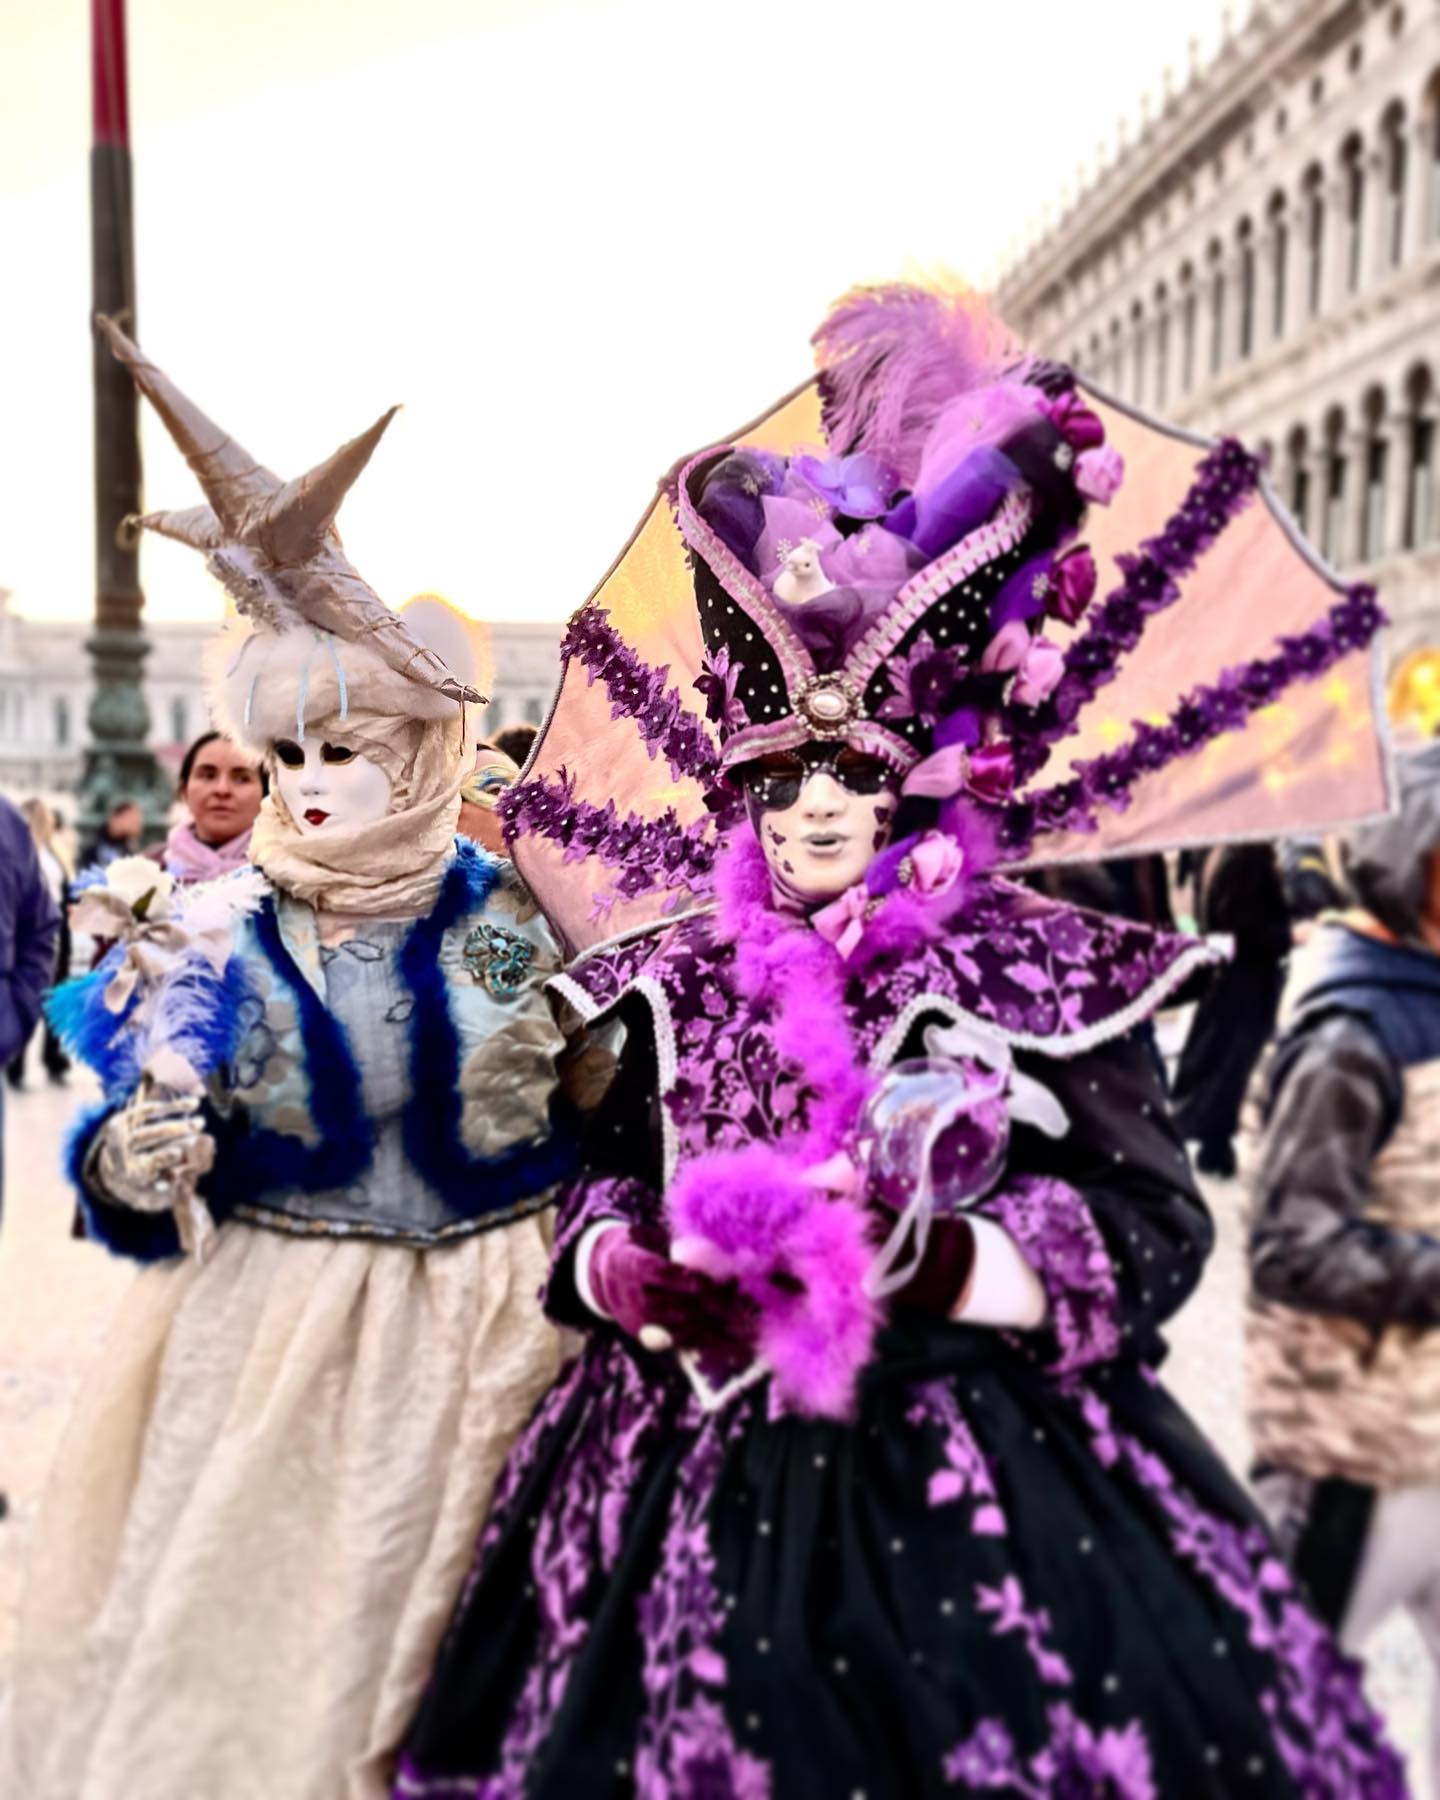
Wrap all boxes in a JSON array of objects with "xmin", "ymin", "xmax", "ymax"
[{"xmin": 551, "ymin": 880, "xmax": 1220, "ymax": 1183}]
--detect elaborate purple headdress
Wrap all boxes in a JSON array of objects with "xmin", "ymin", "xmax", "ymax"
[{"xmin": 504, "ymin": 283, "xmax": 1392, "ymax": 957}]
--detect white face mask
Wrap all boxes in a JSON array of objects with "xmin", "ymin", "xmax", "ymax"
[
  {"xmin": 272, "ymin": 734, "xmax": 394, "ymax": 835},
  {"xmin": 754, "ymin": 765, "xmax": 897, "ymax": 902}
]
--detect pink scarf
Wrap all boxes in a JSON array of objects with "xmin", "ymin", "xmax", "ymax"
[{"xmin": 162, "ymin": 819, "xmax": 255, "ymax": 884}]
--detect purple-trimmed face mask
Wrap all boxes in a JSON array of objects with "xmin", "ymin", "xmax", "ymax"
[{"xmin": 740, "ymin": 743, "xmax": 899, "ymax": 906}]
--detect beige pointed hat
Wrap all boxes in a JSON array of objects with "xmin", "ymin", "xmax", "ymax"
[{"xmin": 99, "ymin": 315, "xmax": 486, "ymax": 748}]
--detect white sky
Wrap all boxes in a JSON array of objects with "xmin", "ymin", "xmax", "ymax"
[{"xmin": 2, "ymin": 0, "xmax": 1230, "ymax": 628}]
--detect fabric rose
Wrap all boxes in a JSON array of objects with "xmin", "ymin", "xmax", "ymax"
[
  {"xmin": 103, "ymin": 856, "xmax": 176, "ymax": 917},
  {"xmin": 966, "ymin": 741, "xmax": 1015, "ymax": 803},
  {"xmin": 1011, "ymin": 639, "xmax": 1065, "ymax": 708},
  {"xmin": 1042, "ymin": 391, "xmax": 1106, "ymax": 452},
  {"xmin": 907, "ymin": 830, "xmax": 964, "ymax": 897},
  {"xmin": 1075, "ymin": 445, "xmax": 1125, "ymax": 506},
  {"xmin": 1051, "ymin": 546, "xmax": 1098, "ymax": 625},
  {"xmin": 792, "ymin": 452, "xmax": 898, "ymax": 520}
]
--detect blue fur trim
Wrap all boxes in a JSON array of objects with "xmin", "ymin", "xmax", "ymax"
[
  {"xmin": 398, "ymin": 846, "xmax": 580, "ymax": 1215},
  {"xmin": 65, "ymin": 1101, "xmax": 183, "ymax": 1262},
  {"xmin": 202, "ymin": 894, "xmax": 376, "ymax": 1208}
]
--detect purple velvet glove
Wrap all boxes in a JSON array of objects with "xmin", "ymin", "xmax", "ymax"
[
  {"xmin": 881, "ymin": 1213, "xmax": 977, "ymax": 1318},
  {"xmin": 587, "ymin": 1226, "xmax": 760, "ymax": 1359}
]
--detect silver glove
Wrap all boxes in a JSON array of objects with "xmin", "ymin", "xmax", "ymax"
[{"xmin": 93, "ymin": 1090, "xmax": 216, "ymax": 1213}]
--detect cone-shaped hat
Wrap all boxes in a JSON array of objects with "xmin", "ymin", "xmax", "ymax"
[{"xmin": 98, "ymin": 316, "xmax": 484, "ymax": 718}]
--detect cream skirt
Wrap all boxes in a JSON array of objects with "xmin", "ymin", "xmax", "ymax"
[{"xmin": 8, "ymin": 1216, "xmax": 565, "ymax": 1800}]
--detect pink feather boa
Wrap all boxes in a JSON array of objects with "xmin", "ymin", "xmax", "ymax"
[{"xmin": 663, "ymin": 825, "xmax": 882, "ymax": 1419}]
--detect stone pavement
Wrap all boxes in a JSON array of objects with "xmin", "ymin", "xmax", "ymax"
[{"xmin": 0, "ymin": 1074, "xmax": 1432, "ymax": 1790}]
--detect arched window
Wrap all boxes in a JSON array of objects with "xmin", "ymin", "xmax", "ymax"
[
  {"xmin": 1323, "ymin": 409, "xmax": 1349, "ymax": 566},
  {"xmin": 1360, "ymin": 388, "xmax": 1388, "ymax": 563},
  {"xmin": 1426, "ymin": 71, "xmax": 1440, "ymax": 242},
  {"xmin": 1381, "ymin": 104, "xmax": 1408, "ymax": 269},
  {"xmin": 1236, "ymin": 219, "xmax": 1256, "ymax": 359},
  {"xmin": 1153, "ymin": 284, "xmax": 1170, "ymax": 410},
  {"xmin": 53, "ymin": 695, "xmax": 70, "ymax": 748},
  {"xmin": 1207, "ymin": 241, "xmax": 1226, "ymax": 377},
  {"xmin": 1108, "ymin": 317, "xmax": 1123, "ymax": 392},
  {"xmin": 1267, "ymin": 192, "xmax": 1289, "ymax": 338},
  {"xmin": 1287, "ymin": 426, "xmax": 1311, "ymax": 537},
  {"xmin": 1130, "ymin": 300, "xmax": 1146, "ymax": 405},
  {"xmin": 1404, "ymin": 364, "xmax": 1435, "ymax": 548},
  {"xmin": 1340, "ymin": 135, "xmax": 1366, "ymax": 294},
  {"xmin": 1303, "ymin": 166, "xmax": 1326, "ymax": 315},
  {"xmin": 1179, "ymin": 264, "xmax": 1197, "ymax": 393},
  {"xmin": 170, "ymin": 695, "xmax": 188, "ymax": 745}
]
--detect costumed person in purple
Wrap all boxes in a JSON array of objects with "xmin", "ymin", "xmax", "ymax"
[
  {"xmin": 7, "ymin": 323, "xmax": 578, "ymax": 1800},
  {"xmin": 396, "ymin": 287, "xmax": 1405, "ymax": 1798}
]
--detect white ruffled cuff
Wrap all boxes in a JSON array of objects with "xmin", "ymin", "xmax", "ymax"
[{"xmin": 952, "ymin": 1215, "xmax": 1050, "ymax": 1330}]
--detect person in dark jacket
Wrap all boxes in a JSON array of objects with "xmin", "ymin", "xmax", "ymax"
[
  {"xmin": 1243, "ymin": 740, "xmax": 1440, "ymax": 1797},
  {"xmin": 1171, "ymin": 841, "xmax": 1292, "ymax": 1176},
  {"xmin": 1279, "ymin": 838, "xmax": 1343, "ymax": 933},
  {"xmin": 0, "ymin": 792, "xmax": 61, "ymax": 1215}
]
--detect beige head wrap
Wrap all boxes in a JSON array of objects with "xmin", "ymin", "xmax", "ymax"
[{"xmin": 249, "ymin": 709, "xmax": 465, "ymax": 915}]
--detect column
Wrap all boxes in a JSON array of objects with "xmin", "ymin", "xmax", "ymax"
[
  {"xmin": 1363, "ymin": 147, "xmax": 1389, "ymax": 289},
  {"xmin": 1252, "ymin": 233, "xmax": 1273, "ymax": 356},
  {"xmin": 1344, "ymin": 430, "xmax": 1372, "ymax": 569},
  {"xmin": 1403, "ymin": 115, "xmax": 1432, "ymax": 261},
  {"xmin": 1383, "ymin": 406, "xmax": 1411, "ymax": 557},
  {"xmin": 1321, "ymin": 175, "xmax": 1350, "ymax": 315}
]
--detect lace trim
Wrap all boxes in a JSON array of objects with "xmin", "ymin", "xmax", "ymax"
[{"xmin": 674, "ymin": 445, "xmax": 815, "ymax": 697}]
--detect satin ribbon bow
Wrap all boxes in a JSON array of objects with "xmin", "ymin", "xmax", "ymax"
[
  {"xmin": 812, "ymin": 882, "xmax": 873, "ymax": 960},
  {"xmin": 902, "ymin": 738, "xmax": 1015, "ymax": 804}
]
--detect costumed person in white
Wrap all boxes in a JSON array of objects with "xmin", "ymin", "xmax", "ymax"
[{"xmin": 7, "ymin": 320, "xmax": 577, "ymax": 1800}]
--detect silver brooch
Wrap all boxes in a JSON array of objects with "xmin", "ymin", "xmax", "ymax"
[{"xmin": 793, "ymin": 672, "xmax": 863, "ymax": 738}]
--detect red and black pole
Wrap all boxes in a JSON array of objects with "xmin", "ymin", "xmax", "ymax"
[{"xmin": 81, "ymin": 0, "xmax": 164, "ymax": 845}]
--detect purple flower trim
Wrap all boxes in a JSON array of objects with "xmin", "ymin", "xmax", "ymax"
[
  {"xmin": 634, "ymin": 1411, "xmax": 774, "ymax": 1799},
  {"xmin": 999, "ymin": 583, "xmax": 1386, "ymax": 857},
  {"xmin": 563, "ymin": 605, "xmax": 722, "ymax": 786},
  {"xmin": 944, "ymin": 1705, "xmax": 1157, "ymax": 1798},
  {"xmin": 417, "ymin": 1350, "xmax": 664, "ymax": 1800},
  {"xmin": 499, "ymin": 772, "xmax": 718, "ymax": 915},
  {"xmin": 1068, "ymin": 1381, "xmax": 1407, "ymax": 1797},
  {"xmin": 979, "ymin": 1177, "xmax": 1121, "ymax": 1375},
  {"xmin": 975, "ymin": 1574, "xmax": 1074, "ymax": 1687},
  {"xmin": 906, "ymin": 1380, "xmax": 1007, "ymax": 1532},
  {"xmin": 1000, "ymin": 437, "xmax": 1261, "ymax": 788}
]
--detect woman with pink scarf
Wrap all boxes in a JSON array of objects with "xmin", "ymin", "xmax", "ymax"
[{"xmin": 158, "ymin": 730, "xmax": 265, "ymax": 882}]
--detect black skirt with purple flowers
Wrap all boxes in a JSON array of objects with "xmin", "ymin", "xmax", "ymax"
[{"xmin": 395, "ymin": 1030, "xmax": 1404, "ymax": 1800}]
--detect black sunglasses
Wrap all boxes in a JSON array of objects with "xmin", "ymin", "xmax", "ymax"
[{"xmin": 736, "ymin": 745, "xmax": 894, "ymax": 812}]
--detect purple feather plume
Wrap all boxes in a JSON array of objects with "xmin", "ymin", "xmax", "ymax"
[{"xmin": 813, "ymin": 286, "xmax": 1027, "ymax": 486}]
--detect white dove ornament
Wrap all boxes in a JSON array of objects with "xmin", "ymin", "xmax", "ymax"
[{"xmin": 773, "ymin": 537, "xmax": 834, "ymax": 605}]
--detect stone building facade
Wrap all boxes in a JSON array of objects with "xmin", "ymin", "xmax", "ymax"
[
  {"xmin": 995, "ymin": 0, "xmax": 1440, "ymax": 659},
  {"xmin": 0, "ymin": 586, "xmax": 561, "ymax": 804}
]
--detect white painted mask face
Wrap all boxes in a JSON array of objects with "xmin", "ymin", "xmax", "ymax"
[
  {"xmin": 741, "ymin": 744, "xmax": 898, "ymax": 903},
  {"xmin": 272, "ymin": 734, "xmax": 393, "ymax": 835}
]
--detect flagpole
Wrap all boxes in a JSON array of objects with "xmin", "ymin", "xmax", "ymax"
[{"xmin": 80, "ymin": 0, "xmax": 164, "ymax": 850}]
